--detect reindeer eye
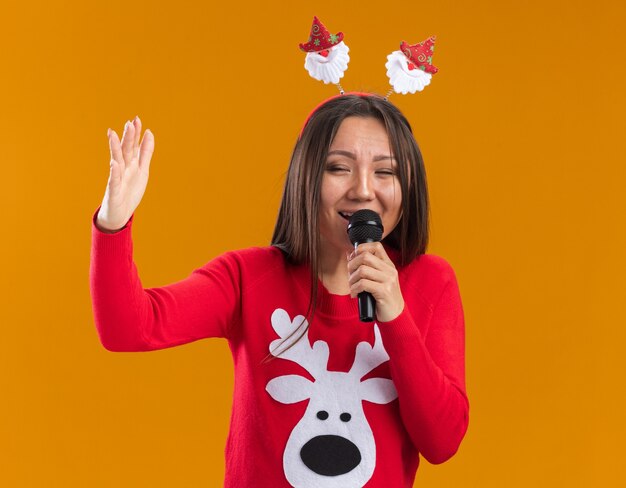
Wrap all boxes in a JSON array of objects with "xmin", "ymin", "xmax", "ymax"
[
  {"xmin": 316, "ymin": 411, "xmax": 329, "ymax": 420},
  {"xmin": 340, "ymin": 413, "xmax": 352, "ymax": 422}
]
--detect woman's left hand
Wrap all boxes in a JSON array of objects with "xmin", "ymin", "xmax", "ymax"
[{"xmin": 347, "ymin": 242, "xmax": 405, "ymax": 322}]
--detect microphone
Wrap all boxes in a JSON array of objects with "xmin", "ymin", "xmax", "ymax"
[{"xmin": 347, "ymin": 210, "xmax": 384, "ymax": 322}]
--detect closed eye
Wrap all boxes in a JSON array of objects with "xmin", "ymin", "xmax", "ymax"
[{"xmin": 326, "ymin": 165, "xmax": 350, "ymax": 173}]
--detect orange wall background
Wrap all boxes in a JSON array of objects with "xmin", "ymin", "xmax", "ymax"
[{"xmin": 1, "ymin": 0, "xmax": 624, "ymax": 486}]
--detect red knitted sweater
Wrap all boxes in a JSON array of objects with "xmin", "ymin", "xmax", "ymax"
[{"xmin": 89, "ymin": 209, "xmax": 469, "ymax": 487}]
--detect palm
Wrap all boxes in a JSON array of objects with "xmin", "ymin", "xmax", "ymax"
[{"xmin": 97, "ymin": 117, "xmax": 155, "ymax": 232}]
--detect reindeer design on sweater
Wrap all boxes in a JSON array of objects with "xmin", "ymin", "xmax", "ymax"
[{"xmin": 265, "ymin": 309, "xmax": 398, "ymax": 488}]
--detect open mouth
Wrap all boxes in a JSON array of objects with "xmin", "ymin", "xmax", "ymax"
[{"xmin": 338, "ymin": 212, "xmax": 354, "ymax": 222}]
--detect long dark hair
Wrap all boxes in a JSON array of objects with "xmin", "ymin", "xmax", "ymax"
[{"xmin": 265, "ymin": 94, "xmax": 429, "ymax": 360}]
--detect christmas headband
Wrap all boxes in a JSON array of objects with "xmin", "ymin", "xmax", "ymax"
[{"xmin": 299, "ymin": 16, "xmax": 438, "ymax": 98}]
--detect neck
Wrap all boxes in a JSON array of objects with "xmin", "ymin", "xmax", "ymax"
[{"xmin": 318, "ymin": 243, "xmax": 352, "ymax": 295}]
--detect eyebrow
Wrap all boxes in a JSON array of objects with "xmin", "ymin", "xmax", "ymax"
[{"xmin": 327, "ymin": 149, "xmax": 395, "ymax": 162}]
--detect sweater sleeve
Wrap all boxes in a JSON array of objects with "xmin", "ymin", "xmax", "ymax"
[
  {"xmin": 377, "ymin": 263, "xmax": 469, "ymax": 464},
  {"xmin": 89, "ymin": 207, "xmax": 241, "ymax": 352}
]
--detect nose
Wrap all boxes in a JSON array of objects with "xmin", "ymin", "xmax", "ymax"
[
  {"xmin": 347, "ymin": 171, "xmax": 375, "ymax": 201},
  {"xmin": 300, "ymin": 435, "xmax": 361, "ymax": 475}
]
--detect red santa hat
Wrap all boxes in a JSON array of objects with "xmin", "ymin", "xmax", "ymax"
[
  {"xmin": 299, "ymin": 16, "xmax": 344, "ymax": 53},
  {"xmin": 400, "ymin": 37, "xmax": 438, "ymax": 74}
]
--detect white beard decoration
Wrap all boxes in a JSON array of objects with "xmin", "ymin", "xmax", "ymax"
[
  {"xmin": 304, "ymin": 42, "xmax": 350, "ymax": 85},
  {"xmin": 385, "ymin": 50, "xmax": 432, "ymax": 95}
]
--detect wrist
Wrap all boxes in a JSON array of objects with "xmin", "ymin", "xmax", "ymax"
[
  {"xmin": 95, "ymin": 217, "xmax": 126, "ymax": 234},
  {"xmin": 376, "ymin": 300, "xmax": 405, "ymax": 323}
]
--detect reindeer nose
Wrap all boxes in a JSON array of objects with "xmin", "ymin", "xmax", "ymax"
[{"xmin": 300, "ymin": 435, "xmax": 361, "ymax": 476}]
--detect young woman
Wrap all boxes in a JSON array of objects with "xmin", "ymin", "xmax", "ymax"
[{"xmin": 90, "ymin": 94, "xmax": 469, "ymax": 487}]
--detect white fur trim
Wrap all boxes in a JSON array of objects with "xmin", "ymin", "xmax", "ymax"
[
  {"xmin": 385, "ymin": 50, "xmax": 432, "ymax": 94},
  {"xmin": 304, "ymin": 41, "xmax": 350, "ymax": 85}
]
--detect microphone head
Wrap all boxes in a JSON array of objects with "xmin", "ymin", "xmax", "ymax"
[{"xmin": 347, "ymin": 210, "xmax": 384, "ymax": 245}]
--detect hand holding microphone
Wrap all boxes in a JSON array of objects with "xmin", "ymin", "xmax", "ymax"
[{"xmin": 347, "ymin": 210, "xmax": 405, "ymax": 323}]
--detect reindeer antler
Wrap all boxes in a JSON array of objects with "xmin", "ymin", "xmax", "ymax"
[
  {"xmin": 350, "ymin": 325, "xmax": 391, "ymax": 380},
  {"xmin": 269, "ymin": 309, "xmax": 330, "ymax": 380}
]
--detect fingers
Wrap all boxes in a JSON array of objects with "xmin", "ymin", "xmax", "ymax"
[
  {"xmin": 132, "ymin": 116, "xmax": 142, "ymax": 159},
  {"xmin": 349, "ymin": 273, "xmax": 405, "ymax": 322},
  {"xmin": 348, "ymin": 264, "xmax": 387, "ymax": 290},
  {"xmin": 349, "ymin": 278, "xmax": 380, "ymax": 298},
  {"xmin": 121, "ymin": 120, "xmax": 135, "ymax": 165},
  {"xmin": 108, "ymin": 116, "xmax": 153, "ymax": 170},
  {"xmin": 347, "ymin": 252, "xmax": 379, "ymax": 278},
  {"xmin": 108, "ymin": 129, "xmax": 124, "ymax": 169},
  {"xmin": 347, "ymin": 244, "xmax": 391, "ymax": 276},
  {"xmin": 349, "ymin": 242, "xmax": 393, "ymax": 264},
  {"xmin": 138, "ymin": 129, "xmax": 155, "ymax": 172},
  {"xmin": 346, "ymin": 242, "xmax": 404, "ymax": 321},
  {"xmin": 108, "ymin": 156, "xmax": 122, "ymax": 191},
  {"xmin": 347, "ymin": 242, "xmax": 400, "ymax": 296}
]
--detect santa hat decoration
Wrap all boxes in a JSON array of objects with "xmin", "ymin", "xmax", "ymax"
[
  {"xmin": 300, "ymin": 16, "xmax": 350, "ymax": 91},
  {"xmin": 299, "ymin": 16, "xmax": 344, "ymax": 52},
  {"xmin": 385, "ymin": 36, "xmax": 438, "ymax": 95}
]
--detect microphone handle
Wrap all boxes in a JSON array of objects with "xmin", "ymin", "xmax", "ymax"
[
  {"xmin": 358, "ymin": 291, "xmax": 375, "ymax": 322},
  {"xmin": 355, "ymin": 238, "xmax": 376, "ymax": 322}
]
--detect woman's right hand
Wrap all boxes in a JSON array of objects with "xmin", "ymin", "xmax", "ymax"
[{"xmin": 96, "ymin": 116, "xmax": 155, "ymax": 233}]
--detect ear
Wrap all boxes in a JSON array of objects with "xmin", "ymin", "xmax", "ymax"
[
  {"xmin": 359, "ymin": 378, "xmax": 398, "ymax": 404},
  {"xmin": 266, "ymin": 375, "xmax": 314, "ymax": 404}
]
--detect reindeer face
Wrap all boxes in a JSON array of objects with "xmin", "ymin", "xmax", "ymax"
[{"xmin": 265, "ymin": 309, "xmax": 398, "ymax": 488}]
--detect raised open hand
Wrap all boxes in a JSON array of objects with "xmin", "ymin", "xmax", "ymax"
[{"xmin": 96, "ymin": 116, "xmax": 155, "ymax": 233}]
